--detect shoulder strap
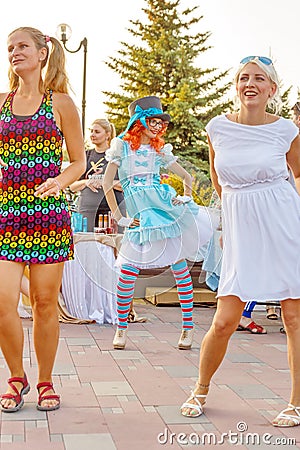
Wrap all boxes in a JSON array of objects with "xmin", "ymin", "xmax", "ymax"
[{"xmin": 0, "ymin": 91, "xmax": 15, "ymax": 116}]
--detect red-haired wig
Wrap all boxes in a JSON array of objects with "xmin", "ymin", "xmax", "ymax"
[{"xmin": 123, "ymin": 120, "xmax": 167, "ymax": 153}]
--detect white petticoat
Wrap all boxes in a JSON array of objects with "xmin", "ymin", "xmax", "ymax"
[{"xmin": 116, "ymin": 207, "xmax": 216, "ymax": 268}]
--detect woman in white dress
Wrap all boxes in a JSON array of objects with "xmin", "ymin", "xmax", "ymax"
[{"xmin": 181, "ymin": 56, "xmax": 300, "ymax": 427}]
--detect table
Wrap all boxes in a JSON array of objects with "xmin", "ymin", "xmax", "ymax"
[{"xmin": 61, "ymin": 233, "xmax": 123, "ymax": 324}]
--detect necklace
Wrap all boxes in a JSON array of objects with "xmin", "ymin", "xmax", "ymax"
[{"xmin": 236, "ymin": 113, "xmax": 268, "ymax": 125}]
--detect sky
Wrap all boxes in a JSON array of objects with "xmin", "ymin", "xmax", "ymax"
[{"xmin": 0, "ymin": 0, "xmax": 299, "ymax": 135}]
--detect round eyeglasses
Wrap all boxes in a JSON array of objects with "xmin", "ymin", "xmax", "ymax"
[{"xmin": 147, "ymin": 119, "xmax": 168, "ymax": 130}]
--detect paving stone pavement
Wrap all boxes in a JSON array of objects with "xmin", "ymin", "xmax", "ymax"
[{"xmin": 0, "ymin": 301, "xmax": 299, "ymax": 450}]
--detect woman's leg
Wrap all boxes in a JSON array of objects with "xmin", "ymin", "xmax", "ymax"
[
  {"xmin": 242, "ymin": 301, "xmax": 256, "ymax": 319},
  {"xmin": 171, "ymin": 259, "xmax": 195, "ymax": 349},
  {"xmin": 181, "ymin": 295, "xmax": 245, "ymax": 416},
  {"xmin": 239, "ymin": 301, "xmax": 266, "ymax": 334},
  {"xmin": 0, "ymin": 261, "xmax": 27, "ymax": 410},
  {"xmin": 171, "ymin": 259, "xmax": 193, "ymax": 329},
  {"xmin": 272, "ymin": 299, "xmax": 300, "ymax": 426},
  {"xmin": 128, "ymin": 299, "xmax": 147, "ymax": 323},
  {"xmin": 30, "ymin": 262, "xmax": 64, "ymax": 409},
  {"xmin": 113, "ymin": 264, "xmax": 140, "ymax": 349},
  {"xmin": 20, "ymin": 272, "xmax": 30, "ymax": 298},
  {"xmin": 116, "ymin": 264, "xmax": 140, "ymax": 329},
  {"xmin": 266, "ymin": 302, "xmax": 280, "ymax": 320}
]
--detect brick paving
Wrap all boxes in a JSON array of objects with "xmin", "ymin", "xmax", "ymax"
[{"xmin": 0, "ymin": 301, "xmax": 299, "ymax": 449}]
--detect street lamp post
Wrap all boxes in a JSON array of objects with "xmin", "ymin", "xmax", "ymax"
[{"xmin": 56, "ymin": 23, "xmax": 87, "ymax": 137}]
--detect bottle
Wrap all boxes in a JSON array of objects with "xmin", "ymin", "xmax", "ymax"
[
  {"xmin": 78, "ymin": 213, "xmax": 83, "ymax": 232},
  {"xmin": 106, "ymin": 211, "xmax": 113, "ymax": 234},
  {"xmin": 72, "ymin": 212, "xmax": 83, "ymax": 232},
  {"xmin": 82, "ymin": 217, "xmax": 88, "ymax": 232},
  {"xmin": 103, "ymin": 214, "xmax": 108, "ymax": 230},
  {"xmin": 98, "ymin": 214, "xmax": 103, "ymax": 228}
]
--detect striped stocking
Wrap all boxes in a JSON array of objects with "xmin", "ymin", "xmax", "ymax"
[
  {"xmin": 116, "ymin": 264, "xmax": 140, "ymax": 329},
  {"xmin": 171, "ymin": 260, "xmax": 194, "ymax": 329}
]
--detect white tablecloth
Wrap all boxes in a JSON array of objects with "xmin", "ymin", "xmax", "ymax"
[{"xmin": 62, "ymin": 240, "xmax": 120, "ymax": 324}]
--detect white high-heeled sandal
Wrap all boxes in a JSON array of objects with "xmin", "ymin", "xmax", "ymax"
[
  {"xmin": 181, "ymin": 390, "xmax": 206, "ymax": 417},
  {"xmin": 272, "ymin": 403, "xmax": 300, "ymax": 427}
]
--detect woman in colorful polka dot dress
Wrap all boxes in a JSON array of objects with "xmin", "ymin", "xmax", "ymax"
[{"xmin": 0, "ymin": 27, "xmax": 85, "ymax": 412}]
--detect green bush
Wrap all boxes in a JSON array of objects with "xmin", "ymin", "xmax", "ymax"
[{"xmin": 161, "ymin": 169, "xmax": 213, "ymax": 206}]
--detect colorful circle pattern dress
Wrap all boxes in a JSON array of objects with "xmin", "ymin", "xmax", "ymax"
[{"xmin": 0, "ymin": 90, "xmax": 74, "ymax": 264}]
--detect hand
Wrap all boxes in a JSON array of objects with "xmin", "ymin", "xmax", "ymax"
[
  {"xmin": 34, "ymin": 178, "xmax": 61, "ymax": 198},
  {"xmin": 172, "ymin": 195, "xmax": 192, "ymax": 205},
  {"xmin": 86, "ymin": 175, "xmax": 103, "ymax": 192},
  {"xmin": 219, "ymin": 234, "xmax": 223, "ymax": 249},
  {"xmin": 0, "ymin": 158, "xmax": 8, "ymax": 169},
  {"xmin": 118, "ymin": 216, "xmax": 140, "ymax": 228}
]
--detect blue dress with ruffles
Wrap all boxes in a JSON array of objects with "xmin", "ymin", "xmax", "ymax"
[{"xmin": 106, "ymin": 137, "xmax": 214, "ymax": 268}]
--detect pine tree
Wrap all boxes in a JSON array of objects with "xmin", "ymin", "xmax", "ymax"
[
  {"xmin": 103, "ymin": 0, "xmax": 231, "ymax": 172},
  {"xmin": 280, "ymin": 87, "xmax": 294, "ymax": 118}
]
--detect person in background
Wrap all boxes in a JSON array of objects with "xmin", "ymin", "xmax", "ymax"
[
  {"xmin": 181, "ymin": 56, "xmax": 300, "ymax": 427},
  {"xmin": 0, "ymin": 26, "xmax": 85, "ymax": 413},
  {"xmin": 69, "ymin": 119, "xmax": 145, "ymax": 321},
  {"xmin": 69, "ymin": 119, "xmax": 125, "ymax": 232},
  {"xmin": 266, "ymin": 303, "xmax": 280, "ymax": 320},
  {"xmin": 69, "ymin": 119, "xmax": 147, "ymax": 322},
  {"xmin": 103, "ymin": 95, "xmax": 215, "ymax": 351},
  {"xmin": 237, "ymin": 301, "xmax": 266, "ymax": 334}
]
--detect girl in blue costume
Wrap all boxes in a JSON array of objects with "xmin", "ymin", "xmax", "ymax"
[{"xmin": 103, "ymin": 96, "xmax": 214, "ymax": 350}]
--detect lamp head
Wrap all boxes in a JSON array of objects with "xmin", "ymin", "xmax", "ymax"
[{"xmin": 56, "ymin": 23, "xmax": 72, "ymax": 44}]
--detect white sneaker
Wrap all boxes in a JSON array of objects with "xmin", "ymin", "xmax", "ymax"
[
  {"xmin": 178, "ymin": 328, "xmax": 194, "ymax": 350},
  {"xmin": 113, "ymin": 328, "xmax": 128, "ymax": 349}
]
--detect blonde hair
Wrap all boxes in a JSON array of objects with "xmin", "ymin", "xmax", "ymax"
[
  {"xmin": 234, "ymin": 58, "xmax": 283, "ymax": 114},
  {"xmin": 8, "ymin": 26, "xmax": 70, "ymax": 94},
  {"xmin": 91, "ymin": 118, "xmax": 116, "ymax": 146}
]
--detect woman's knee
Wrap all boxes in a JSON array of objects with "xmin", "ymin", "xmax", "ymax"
[
  {"xmin": 0, "ymin": 292, "xmax": 20, "ymax": 319},
  {"xmin": 212, "ymin": 316, "xmax": 238, "ymax": 338},
  {"xmin": 281, "ymin": 301, "xmax": 300, "ymax": 332},
  {"xmin": 31, "ymin": 291, "xmax": 58, "ymax": 316},
  {"xmin": 283, "ymin": 314, "xmax": 300, "ymax": 333}
]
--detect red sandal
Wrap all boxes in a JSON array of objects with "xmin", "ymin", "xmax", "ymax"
[
  {"xmin": 0, "ymin": 373, "xmax": 30, "ymax": 413},
  {"xmin": 36, "ymin": 382, "xmax": 60, "ymax": 411},
  {"xmin": 238, "ymin": 320, "xmax": 267, "ymax": 334}
]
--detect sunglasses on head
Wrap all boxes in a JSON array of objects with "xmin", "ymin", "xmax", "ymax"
[{"xmin": 240, "ymin": 56, "xmax": 273, "ymax": 66}]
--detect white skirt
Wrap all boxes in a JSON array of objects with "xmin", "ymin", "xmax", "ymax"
[
  {"xmin": 116, "ymin": 207, "xmax": 216, "ymax": 268},
  {"xmin": 218, "ymin": 178, "xmax": 300, "ymax": 302}
]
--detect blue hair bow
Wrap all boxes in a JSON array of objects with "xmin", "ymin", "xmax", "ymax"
[{"xmin": 119, "ymin": 105, "xmax": 164, "ymax": 138}]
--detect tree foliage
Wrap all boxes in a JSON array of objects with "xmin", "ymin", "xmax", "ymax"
[
  {"xmin": 103, "ymin": 0, "xmax": 232, "ymax": 172},
  {"xmin": 264, "ymin": 84, "xmax": 292, "ymax": 118},
  {"xmin": 103, "ymin": 0, "xmax": 296, "ymax": 174}
]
